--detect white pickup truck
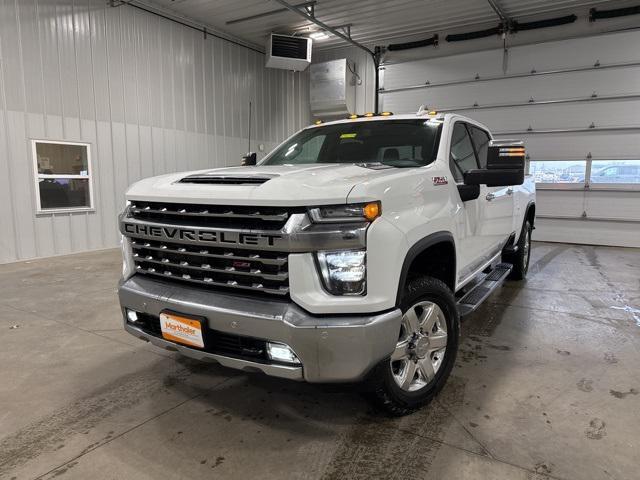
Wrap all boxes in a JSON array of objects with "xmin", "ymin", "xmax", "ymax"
[{"xmin": 119, "ymin": 110, "xmax": 535, "ymax": 415}]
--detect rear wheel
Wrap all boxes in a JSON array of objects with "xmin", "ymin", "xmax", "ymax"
[{"xmin": 368, "ymin": 276, "xmax": 459, "ymax": 416}]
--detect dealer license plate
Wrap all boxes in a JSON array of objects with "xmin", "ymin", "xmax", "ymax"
[{"xmin": 159, "ymin": 312, "xmax": 204, "ymax": 348}]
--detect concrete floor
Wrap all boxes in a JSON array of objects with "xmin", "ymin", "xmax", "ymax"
[{"xmin": 1, "ymin": 242, "xmax": 639, "ymax": 480}]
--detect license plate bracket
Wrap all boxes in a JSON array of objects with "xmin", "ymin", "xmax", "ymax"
[{"xmin": 159, "ymin": 311, "xmax": 206, "ymax": 349}]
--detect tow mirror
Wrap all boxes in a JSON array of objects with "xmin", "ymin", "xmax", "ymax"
[
  {"xmin": 242, "ymin": 152, "xmax": 257, "ymax": 166},
  {"xmin": 457, "ymin": 184, "xmax": 480, "ymax": 202},
  {"xmin": 464, "ymin": 140, "xmax": 525, "ymax": 187}
]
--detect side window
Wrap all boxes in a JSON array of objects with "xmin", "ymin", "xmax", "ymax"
[
  {"xmin": 449, "ymin": 123, "xmax": 478, "ymax": 183},
  {"xmin": 469, "ymin": 126, "xmax": 491, "ymax": 169}
]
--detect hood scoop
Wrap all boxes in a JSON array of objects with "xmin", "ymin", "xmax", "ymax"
[{"xmin": 178, "ymin": 173, "xmax": 278, "ymax": 185}]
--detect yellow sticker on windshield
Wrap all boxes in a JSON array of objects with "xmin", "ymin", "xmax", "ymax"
[{"xmin": 340, "ymin": 133, "xmax": 357, "ymax": 139}]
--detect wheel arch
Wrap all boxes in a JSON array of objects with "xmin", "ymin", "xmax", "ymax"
[
  {"xmin": 526, "ymin": 201, "xmax": 536, "ymax": 227},
  {"xmin": 396, "ymin": 231, "xmax": 456, "ymax": 306}
]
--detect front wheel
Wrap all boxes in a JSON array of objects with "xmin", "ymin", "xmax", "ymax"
[
  {"xmin": 368, "ymin": 276, "xmax": 459, "ymax": 416},
  {"xmin": 507, "ymin": 219, "xmax": 532, "ymax": 280}
]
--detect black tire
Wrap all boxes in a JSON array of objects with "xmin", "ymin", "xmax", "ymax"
[
  {"xmin": 507, "ymin": 219, "xmax": 532, "ymax": 280},
  {"xmin": 367, "ymin": 276, "xmax": 459, "ymax": 416}
]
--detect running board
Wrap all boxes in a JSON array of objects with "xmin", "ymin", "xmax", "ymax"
[{"xmin": 457, "ymin": 263, "xmax": 512, "ymax": 316}]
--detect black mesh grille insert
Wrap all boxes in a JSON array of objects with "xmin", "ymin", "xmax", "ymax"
[{"xmin": 132, "ymin": 313, "xmax": 270, "ymax": 363}]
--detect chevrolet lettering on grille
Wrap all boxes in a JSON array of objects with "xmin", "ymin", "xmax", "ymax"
[{"xmin": 122, "ymin": 222, "xmax": 283, "ymax": 248}]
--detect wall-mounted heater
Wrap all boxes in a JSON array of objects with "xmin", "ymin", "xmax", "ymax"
[{"xmin": 265, "ymin": 33, "xmax": 312, "ymax": 71}]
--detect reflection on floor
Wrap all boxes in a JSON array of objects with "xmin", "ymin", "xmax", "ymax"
[{"xmin": 1, "ymin": 242, "xmax": 639, "ymax": 479}]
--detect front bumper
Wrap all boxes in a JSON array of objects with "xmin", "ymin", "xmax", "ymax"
[{"xmin": 119, "ymin": 275, "xmax": 402, "ymax": 383}]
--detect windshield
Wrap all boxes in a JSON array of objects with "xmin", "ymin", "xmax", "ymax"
[{"xmin": 261, "ymin": 120, "xmax": 442, "ymax": 168}]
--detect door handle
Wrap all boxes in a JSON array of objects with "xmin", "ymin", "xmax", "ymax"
[
  {"xmin": 507, "ymin": 188, "xmax": 514, "ymax": 195},
  {"xmin": 485, "ymin": 192, "xmax": 496, "ymax": 201}
]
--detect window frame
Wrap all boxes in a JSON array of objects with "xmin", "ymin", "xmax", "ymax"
[{"xmin": 32, "ymin": 139, "xmax": 95, "ymax": 214}]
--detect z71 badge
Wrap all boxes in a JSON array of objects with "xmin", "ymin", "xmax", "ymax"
[{"xmin": 432, "ymin": 176, "xmax": 448, "ymax": 186}]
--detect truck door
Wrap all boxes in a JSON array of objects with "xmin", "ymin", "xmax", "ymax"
[
  {"xmin": 448, "ymin": 122, "xmax": 490, "ymax": 280},
  {"xmin": 449, "ymin": 123, "xmax": 514, "ymax": 282},
  {"xmin": 468, "ymin": 125, "xmax": 515, "ymax": 257}
]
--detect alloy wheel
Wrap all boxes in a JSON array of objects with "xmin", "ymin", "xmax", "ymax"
[{"xmin": 391, "ymin": 301, "xmax": 448, "ymax": 392}]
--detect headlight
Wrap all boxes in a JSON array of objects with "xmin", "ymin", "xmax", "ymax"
[
  {"xmin": 316, "ymin": 250, "xmax": 366, "ymax": 295},
  {"xmin": 308, "ymin": 201, "xmax": 381, "ymax": 223}
]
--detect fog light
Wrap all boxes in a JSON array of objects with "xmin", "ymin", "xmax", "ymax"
[
  {"xmin": 126, "ymin": 309, "xmax": 139, "ymax": 323},
  {"xmin": 266, "ymin": 342, "xmax": 300, "ymax": 364}
]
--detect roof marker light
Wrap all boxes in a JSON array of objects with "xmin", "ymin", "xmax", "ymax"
[
  {"xmin": 380, "ymin": 111, "xmax": 393, "ymax": 116},
  {"xmin": 348, "ymin": 114, "xmax": 358, "ymax": 119},
  {"xmin": 314, "ymin": 120, "xmax": 322, "ymax": 125},
  {"xmin": 364, "ymin": 112, "xmax": 374, "ymax": 117}
]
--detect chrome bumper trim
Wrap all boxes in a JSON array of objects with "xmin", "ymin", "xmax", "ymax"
[{"xmin": 119, "ymin": 275, "xmax": 402, "ymax": 383}]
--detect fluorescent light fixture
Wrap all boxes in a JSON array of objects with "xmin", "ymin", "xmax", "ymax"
[{"xmin": 309, "ymin": 31, "xmax": 329, "ymax": 40}]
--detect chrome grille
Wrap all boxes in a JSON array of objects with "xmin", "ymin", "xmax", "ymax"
[
  {"xmin": 125, "ymin": 201, "xmax": 295, "ymax": 296},
  {"xmin": 129, "ymin": 201, "xmax": 298, "ymax": 231},
  {"xmin": 130, "ymin": 238, "xmax": 289, "ymax": 296}
]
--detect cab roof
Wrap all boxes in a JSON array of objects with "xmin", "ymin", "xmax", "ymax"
[
  {"xmin": 309, "ymin": 112, "xmax": 446, "ymax": 128},
  {"xmin": 306, "ymin": 112, "xmax": 491, "ymax": 136}
]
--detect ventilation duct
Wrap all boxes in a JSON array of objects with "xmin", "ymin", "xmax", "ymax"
[
  {"xmin": 590, "ymin": 5, "xmax": 640, "ymax": 21},
  {"xmin": 511, "ymin": 14, "xmax": 577, "ymax": 32},
  {"xmin": 387, "ymin": 34, "xmax": 439, "ymax": 51},
  {"xmin": 310, "ymin": 59, "xmax": 356, "ymax": 118},
  {"xmin": 446, "ymin": 25, "xmax": 503, "ymax": 42}
]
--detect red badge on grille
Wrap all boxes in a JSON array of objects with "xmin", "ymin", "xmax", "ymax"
[{"xmin": 232, "ymin": 261, "xmax": 251, "ymax": 268}]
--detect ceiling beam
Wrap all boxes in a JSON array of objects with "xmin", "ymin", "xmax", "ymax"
[
  {"xmin": 486, "ymin": 0, "xmax": 507, "ymax": 22},
  {"xmin": 226, "ymin": 1, "xmax": 316, "ymax": 25},
  {"xmin": 270, "ymin": 0, "xmax": 375, "ymax": 57}
]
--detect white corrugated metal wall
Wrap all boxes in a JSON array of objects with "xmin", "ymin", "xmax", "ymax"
[
  {"xmin": 314, "ymin": 29, "xmax": 640, "ymax": 248},
  {"xmin": 0, "ymin": 0, "xmax": 310, "ymax": 264}
]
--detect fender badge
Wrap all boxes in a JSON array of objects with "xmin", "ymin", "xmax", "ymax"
[{"xmin": 432, "ymin": 176, "xmax": 448, "ymax": 186}]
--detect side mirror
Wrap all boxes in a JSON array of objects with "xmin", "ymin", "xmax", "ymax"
[
  {"xmin": 464, "ymin": 140, "xmax": 525, "ymax": 187},
  {"xmin": 242, "ymin": 152, "xmax": 257, "ymax": 166},
  {"xmin": 457, "ymin": 184, "xmax": 480, "ymax": 202}
]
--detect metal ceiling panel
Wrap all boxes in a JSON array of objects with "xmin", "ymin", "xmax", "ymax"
[{"xmin": 138, "ymin": 0, "xmax": 630, "ymax": 50}]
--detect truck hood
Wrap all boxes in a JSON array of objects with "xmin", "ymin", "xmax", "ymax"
[{"xmin": 126, "ymin": 164, "xmax": 396, "ymax": 206}]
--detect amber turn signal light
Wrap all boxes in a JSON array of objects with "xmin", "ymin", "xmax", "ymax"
[{"xmin": 363, "ymin": 202, "xmax": 381, "ymax": 221}]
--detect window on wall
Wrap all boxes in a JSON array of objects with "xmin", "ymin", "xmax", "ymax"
[
  {"xmin": 590, "ymin": 160, "xmax": 640, "ymax": 186},
  {"xmin": 528, "ymin": 159, "xmax": 640, "ymax": 189},
  {"xmin": 529, "ymin": 161, "xmax": 587, "ymax": 186},
  {"xmin": 33, "ymin": 141, "xmax": 93, "ymax": 212}
]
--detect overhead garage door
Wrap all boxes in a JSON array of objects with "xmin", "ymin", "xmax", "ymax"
[{"xmin": 380, "ymin": 29, "xmax": 640, "ymax": 247}]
